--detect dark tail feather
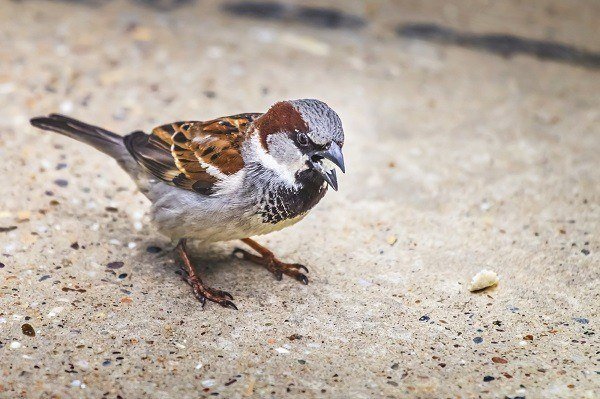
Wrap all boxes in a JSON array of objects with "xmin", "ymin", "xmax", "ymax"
[{"xmin": 30, "ymin": 114, "xmax": 126, "ymax": 159}]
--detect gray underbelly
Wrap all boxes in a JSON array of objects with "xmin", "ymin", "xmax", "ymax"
[{"xmin": 146, "ymin": 182, "xmax": 296, "ymax": 243}]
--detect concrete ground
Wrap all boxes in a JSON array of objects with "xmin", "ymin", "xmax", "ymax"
[{"xmin": 1, "ymin": 0, "xmax": 598, "ymax": 398}]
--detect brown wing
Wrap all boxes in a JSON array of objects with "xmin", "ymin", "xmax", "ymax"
[{"xmin": 124, "ymin": 113, "xmax": 261, "ymax": 194}]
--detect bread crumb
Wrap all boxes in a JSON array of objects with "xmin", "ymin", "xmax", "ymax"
[{"xmin": 468, "ymin": 269, "xmax": 499, "ymax": 292}]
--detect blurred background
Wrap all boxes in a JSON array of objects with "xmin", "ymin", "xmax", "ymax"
[{"xmin": 1, "ymin": 1, "xmax": 598, "ymax": 398}]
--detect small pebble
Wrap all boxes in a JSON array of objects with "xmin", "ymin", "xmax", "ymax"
[
  {"xmin": 275, "ymin": 347, "xmax": 289, "ymax": 354},
  {"xmin": 17, "ymin": 210, "xmax": 31, "ymax": 221},
  {"xmin": 146, "ymin": 246, "xmax": 162, "ymax": 253},
  {"xmin": 573, "ymin": 318, "xmax": 589, "ymax": 324},
  {"xmin": 202, "ymin": 380, "xmax": 215, "ymax": 388},
  {"xmin": 47, "ymin": 307, "xmax": 64, "ymax": 317},
  {"xmin": 21, "ymin": 323, "xmax": 36, "ymax": 337},
  {"xmin": 10, "ymin": 341, "xmax": 22, "ymax": 349},
  {"xmin": 473, "ymin": 337, "xmax": 483, "ymax": 344},
  {"xmin": 54, "ymin": 179, "xmax": 69, "ymax": 187},
  {"xmin": 357, "ymin": 278, "xmax": 372, "ymax": 287},
  {"xmin": 107, "ymin": 262, "xmax": 124, "ymax": 269},
  {"xmin": 60, "ymin": 100, "xmax": 74, "ymax": 113},
  {"xmin": 483, "ymin": 376, "xmax": 495, "ymax": 382},
  {"xmin": 419, "ymin": 315, "xmax": 430, "ymax": 322}
]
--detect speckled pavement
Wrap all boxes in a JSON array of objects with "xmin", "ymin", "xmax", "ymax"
[{"xmin": 1, "ymin": 1, "xmax": 598, "ymax": 398}]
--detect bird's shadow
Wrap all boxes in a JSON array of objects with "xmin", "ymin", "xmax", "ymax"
[{"xmin": 132, "ymin": 238, "xmax": 248, "ymax": 287}]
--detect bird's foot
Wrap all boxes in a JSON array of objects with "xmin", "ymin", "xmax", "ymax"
[
  {"xmin": 233, "ymin": 238, "xmax": 309, "ymax": 285},
  {"xmin": 177, "ymin": 239, "xmax": 237, "ymax": 310},
  {"xmin": 179, "ymin": 265, "xmax": 237, "ymax": 310}
]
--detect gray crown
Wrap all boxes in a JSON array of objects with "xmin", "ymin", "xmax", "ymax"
[{"xmin": 290, "ymin": 99, "xmax": 344, "ymax": 146}]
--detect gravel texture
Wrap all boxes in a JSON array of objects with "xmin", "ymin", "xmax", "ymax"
[{"xmin": 0, "ymin": 0, "xmax": 598, "ymax": 398}]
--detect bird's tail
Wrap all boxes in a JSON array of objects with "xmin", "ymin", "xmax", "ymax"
[{"xmin": 30, "ymin": 114, "xmax": 128, "ymax": 160}]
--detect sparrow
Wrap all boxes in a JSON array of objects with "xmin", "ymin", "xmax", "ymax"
[{"xmin": 30, "ymin": 99, "xmax": 345, "ymax": 309}]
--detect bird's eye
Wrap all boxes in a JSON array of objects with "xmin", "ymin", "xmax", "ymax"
[{"xmin": 296, "ymin": 131, "xmax": 309, "ymax": 147}]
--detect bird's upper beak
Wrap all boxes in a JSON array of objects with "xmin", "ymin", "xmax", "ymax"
[{"xmin": 308, "ymin": 142, "xmax": 345, "ymax": 191}]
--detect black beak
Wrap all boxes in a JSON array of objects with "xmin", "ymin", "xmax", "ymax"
[{"xmin": 308, "ymin": 142, "xmax": 345, "ymax": 191}]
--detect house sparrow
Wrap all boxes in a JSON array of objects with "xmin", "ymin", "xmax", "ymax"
[{"xmin": 30, "ymin": 99, "xmax": 345, "ymax": 309}]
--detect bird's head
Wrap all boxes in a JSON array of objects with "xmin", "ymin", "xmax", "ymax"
[{"xmin": 250, "ymin": 99, "xmax": 345, "ymax": 190}]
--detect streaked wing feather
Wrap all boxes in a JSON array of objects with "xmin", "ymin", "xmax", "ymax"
[{"xmin": 124, "ymin": 113, "xmax": 261, "ymax": 195}]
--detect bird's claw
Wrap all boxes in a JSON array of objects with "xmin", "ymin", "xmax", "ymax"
[
  {"xmin": 233, "ymin": 247, "xmax": 309, "ymax": 285},
  {"xmin": 185, "ymin": 274, "xmax": 237, "ymax": 310}
]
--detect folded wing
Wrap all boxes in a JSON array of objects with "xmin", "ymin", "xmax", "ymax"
[{"xmin": 124, "ymin": 113, "xmax": 260, "ymax": 195}]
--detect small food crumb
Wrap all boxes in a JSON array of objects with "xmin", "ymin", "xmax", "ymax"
[
  {"xmin": 492, "ymin": 357, "xmax": 508, "ymax": 364},
  {"xmin": 468, "ymin": 269, "xmax": 499, "ymax": 292},
  {"xmin": 275, "ymin": 347, "xmax": 289, "ymax": 354},
  {"xmin": 10, "ymin": 341, "xmax": 22, "ymax": 349},
  {"xmin": 386, "ymin": 235, "xmax": 397, "ymax": 245}
]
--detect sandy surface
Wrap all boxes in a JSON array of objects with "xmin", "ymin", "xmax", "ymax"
[{"xmin": 1, "ymin": 0, "xmax": 598, "ymax": 398}]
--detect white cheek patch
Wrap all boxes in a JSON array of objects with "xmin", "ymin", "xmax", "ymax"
[
  {"xmin": 248, "ymin": 135, "xmax": 298, "ymax": 187},
  {"xmin": 268, "ymin": 133, "xmax": 310, "ymax": 179}
]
